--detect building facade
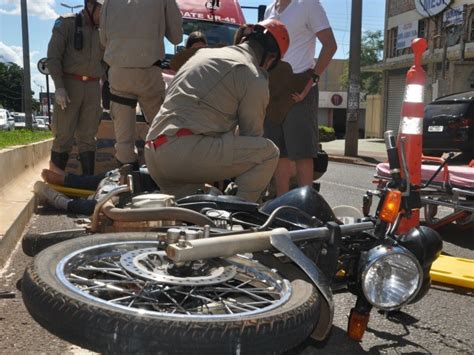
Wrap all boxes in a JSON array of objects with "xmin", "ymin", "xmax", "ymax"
[
  {"xmin": 376, "ymin": 0, "xmax": 474, "ymax": 134},
  {"xmin": 318, "ymin": 58, "xmax": 366, "ymax": 138}
]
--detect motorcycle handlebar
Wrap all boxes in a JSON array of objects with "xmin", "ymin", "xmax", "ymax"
[{"xmin": 166, "ymin": 222, "xmax": 375, "ymax": 263}]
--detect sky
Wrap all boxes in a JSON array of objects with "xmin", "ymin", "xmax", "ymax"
[{"xmin": 0, "ymin": 0, "xmax": 385, "ymax": 99}]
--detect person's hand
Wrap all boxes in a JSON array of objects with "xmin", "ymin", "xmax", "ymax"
[
  {"xmin": 291, "ymin": 78, "xmax": 314, "ymax": 103},
  {"xmin": 55, "ymin": 88, "xmax": 71, "ymax": 110}
]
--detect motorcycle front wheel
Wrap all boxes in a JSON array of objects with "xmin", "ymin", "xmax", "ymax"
[{"xmin": 22, "ymin": 233, "xmax": 320, "ymax": 354}]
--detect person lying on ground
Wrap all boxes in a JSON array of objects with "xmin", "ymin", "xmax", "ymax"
[
  {"xmin": 34, "ymin": 165, "xmax": 131, "ymax": 215},
  {"xmin": 35, "ymin": 165, "xmax": 226, "ymax": 215},
  {"xmin": 35, "ymin": 163, "xmax": 159, "ymax": 215},
  {"xmin": 41, "ymin": 164, "xmax": 106, "ymax": 191}
]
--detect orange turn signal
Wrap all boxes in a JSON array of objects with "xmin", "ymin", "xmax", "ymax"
[
  {"xmin": 379, "ymin": 190, "xmax": 402, "ymax": 223},
  {"xmin": 347, "ymin": 308, "xmax": 370, "ymax": 342}
]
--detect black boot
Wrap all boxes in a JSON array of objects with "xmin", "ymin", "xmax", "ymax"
[
  {"xmin": 51, "ymin": 151, "xmax": 69, "ymax": 171},
  {"xmin": 79, "ymin": 151, "xmax": 95, "ymax": 176}
]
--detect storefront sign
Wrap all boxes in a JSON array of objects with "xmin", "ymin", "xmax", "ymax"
[
  {"xmin": 443, "ymin": 5, "xmax": 463, "ymax": 26},
  {"xmin": 415, "ymin": 0, "xmax": 452, "ymax": 18},
  {"xmin": 331, "ymin": 94, "xmax": 343, "ymax": 106},
  {"xmin": 396, "ymin": 21, "xmax": 418, "ymax": 50}
]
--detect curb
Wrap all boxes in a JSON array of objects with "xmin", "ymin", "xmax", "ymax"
[
  {"xmin": 0, "ymin": 139, "xmax": 52, "ymax": 269},
  {"xmin": 328, "ymin": 154, "xmax": 382, "ymax": 167},
  {"xmin": 0, "ymin": 197, "xmax": 35, "ymax": 269}
]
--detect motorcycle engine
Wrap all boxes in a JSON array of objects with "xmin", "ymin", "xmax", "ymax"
[{"xmin": 130, "ymin": 194, "xmax": 175, "ymax": 208}]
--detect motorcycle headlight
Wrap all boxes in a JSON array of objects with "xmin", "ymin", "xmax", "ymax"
[{"xmin": 361, "ymin": 245, "xmax": 422, "ymax": 310}]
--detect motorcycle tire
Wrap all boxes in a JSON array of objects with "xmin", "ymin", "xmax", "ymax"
[
  {"xmin": 22, "ymin": 233, "xmax": 320, "ymax": 355},
  {"xmin": 22, "ymin": 228, "xmax": 90, "ymax": 257}
]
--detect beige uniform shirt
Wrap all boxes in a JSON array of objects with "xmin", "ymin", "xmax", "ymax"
[
  {"xmin": 100, "ymin": 0, "xmax": 183, "ymax": 68},
  {"xmin": 146, "ymin": 43, "xmax": 269, "ymax": 164},
  {"xmin": 47, "ymin": 13, "xmax": 104, "ymax": 89}
]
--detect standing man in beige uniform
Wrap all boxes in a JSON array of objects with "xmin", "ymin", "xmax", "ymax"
[
  {"xmin": 100, "ymin": 0, "xmax": 183, "ymax": 167},
  {"xmin": 145, "ymin": 20, "xmax": 290, "ymax": 202},
  {"xmin": 47, "ymin": 0, "xmax": 105, "ymax": 175}
]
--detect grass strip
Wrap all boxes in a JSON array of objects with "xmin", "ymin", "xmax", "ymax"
[{"xmin": 0, "ymin": 130, "xmax": 52, "ymax": 149}]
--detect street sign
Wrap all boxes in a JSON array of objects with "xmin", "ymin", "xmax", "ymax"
[
  {"xmin": 415, "ymin": 0, "xmax": 452, "ymax": 18},
  {"xmin": 37, "ymin": 58, "xmax": 50, "ymax": 76}
]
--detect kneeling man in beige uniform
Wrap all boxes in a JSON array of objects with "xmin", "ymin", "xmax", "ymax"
[{"xmin": 145, "ymin": 20, "xmax": 289, "ymax": 202}]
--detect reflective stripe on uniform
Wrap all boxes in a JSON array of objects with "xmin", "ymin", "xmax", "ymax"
[
  {"xmin": 399, "ymin": 116, "xmax": 423, "ymax": 135},
  {"xmin": 403, "ymin": 84, "xmax": 424, "ymax": 103}
]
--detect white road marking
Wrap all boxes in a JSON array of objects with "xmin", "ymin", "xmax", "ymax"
[{"xmin": 319, "ymin": 179, "xmax": 368, "ymax": 192}]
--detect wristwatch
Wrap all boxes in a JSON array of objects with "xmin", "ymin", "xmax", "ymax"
[{"xmin": 312, "ymin": 73, "xmax": 320, "ymax": 84}]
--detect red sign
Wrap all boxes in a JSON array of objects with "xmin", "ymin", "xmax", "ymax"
[
  {"xmin": 331, "ymin": 94, "xmax": 343, "ymax": 106},
  {"xmin": 178, "ymin": 0, "xmax": 246, "ymax": 25}
]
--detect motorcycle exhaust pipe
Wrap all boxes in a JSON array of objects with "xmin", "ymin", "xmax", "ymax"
[
  {"xmin": 166, "ymin": 228, "xmax": 289, "ymax": 262},
  {"xmin": 101, "ymin": 201, "xmax": 217, "ymax": 228}
]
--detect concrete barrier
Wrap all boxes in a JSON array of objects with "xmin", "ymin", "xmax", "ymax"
[{"xmin": 0, "ymin": 139, "xmax": 52, "ymax": 268}]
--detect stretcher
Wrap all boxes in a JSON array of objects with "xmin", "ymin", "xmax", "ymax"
[
  {"xmin": 48, "ymin": 184, "xmax": 95, "ymax": 198},
  {"xmin": 430, "ymin": 255, "xmax": 474, "ymax": 289},
  {"xmin": 375, "ymin": 157, "xmax": 474, "ymax": 230}
]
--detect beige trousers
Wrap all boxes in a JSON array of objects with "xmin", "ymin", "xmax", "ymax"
[
  {"xmin": 145, "ymin": 133, "xmax": 279, "ymax": 202},
  {"xmin": 109, "ymin": 66, "xmax": 165, "ymax": 164},
  {"xmin": 51, "ymin": 77, "xmax": 101, "ymax": 153}
]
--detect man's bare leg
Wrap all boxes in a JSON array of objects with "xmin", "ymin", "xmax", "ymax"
[
  {"xmin": 48, "ymin": 161, "xmax": 67, "ymax": 176},
  {"xmin": 274, "ymin": 157, "xmax": 292, "ymax": 196},
  {"xmin": 41, "ymin": 169, "xmax": 66, "ymax": 186},
  {"xmin": 295, "ymin": 158, "xmax": 314, "ymax": 187}
]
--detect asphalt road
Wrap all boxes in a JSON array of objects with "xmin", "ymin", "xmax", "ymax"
[{"xmin": 0, "ymin": 162, "xmax": 473, "ymax": 354}]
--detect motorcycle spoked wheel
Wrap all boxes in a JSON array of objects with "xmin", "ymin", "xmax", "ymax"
[
  {"xmin": 22, "ymin": 233, "xmax": 320, "ymax": 354},
  {"xmin": 22, "ymin": 228, "xmax": 90, "ymax": 257}
]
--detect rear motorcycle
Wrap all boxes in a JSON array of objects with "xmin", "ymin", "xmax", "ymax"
[{"xmin": 22, "ymin": 131, "xmax": 442, "ymax": 354}]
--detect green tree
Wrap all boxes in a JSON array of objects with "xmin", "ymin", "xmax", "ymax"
[
  {"xmin": 0, "ymin": 62, "xmax": 38, "ymax": 113},
  {"xmin": 340, "ymin": 30, "xmax": 384, "ymax": 96}
]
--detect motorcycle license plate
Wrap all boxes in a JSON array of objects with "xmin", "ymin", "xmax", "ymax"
[{"xmin": 428, "ymin": 125, "xmax": 444, "ymax": 132}]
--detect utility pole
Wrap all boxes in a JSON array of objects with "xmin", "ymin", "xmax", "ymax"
[
  {"xmin": 21, "ymin": 0, "xmax": 33, "ymax": 130},
  {"xmin": 344, "ymin": 0, "xmax": 363, "ymax": 157}
]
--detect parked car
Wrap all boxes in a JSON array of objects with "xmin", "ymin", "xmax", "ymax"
[
  {"xmin": 0, "ymin": 109, "xmax": 15, "ymax": 131},
  {"xmin": 34, "ymin": 116, "xmax": 49, "ymax": 130},
  {"xmin": 11, "ymin": 113, "xmax": 38, "ymax": 129},
  {"xmin": 423, "ymin": 91, "xmax": 474, "ymax": 158},
  {"xmin": 12, "ymin": 112, "xmax": 26, "ymax": 129}
]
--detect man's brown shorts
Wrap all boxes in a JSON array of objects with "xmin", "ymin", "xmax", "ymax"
[{"xmin": 264, "ymin": 86, "xmax": 319, "ymax": 160}]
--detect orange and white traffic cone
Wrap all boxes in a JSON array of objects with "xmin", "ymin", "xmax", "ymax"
[{"xmin": 396, "ymin": 38, "xmax": 428, "ymax": 234}]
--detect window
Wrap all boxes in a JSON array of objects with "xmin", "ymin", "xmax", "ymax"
[
  {"xmin": 390, "ymin": 27, "xmax": 398, "ymax": 58},
  {"xmin": 418, "ymin": 19, "xmax": 427, "ymax": 39}
]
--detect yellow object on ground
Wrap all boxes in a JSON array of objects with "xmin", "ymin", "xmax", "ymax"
[
  {"xmin": 49, "ymin": 184, "xmax": 94, "ymax": 198},
  {"xmin": 430, "ymin": 255, "xmax": 474, "ymax": 289}
]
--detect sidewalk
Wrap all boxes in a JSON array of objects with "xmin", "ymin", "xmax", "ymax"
[{"xmin": 322, "ymin": 139, "xmax": 387, "ymax": 167}]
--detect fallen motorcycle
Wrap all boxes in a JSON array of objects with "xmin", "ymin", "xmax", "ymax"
[{"xmin": 22, "ymin": 131, "xmax": 442, "ymax": 354}]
